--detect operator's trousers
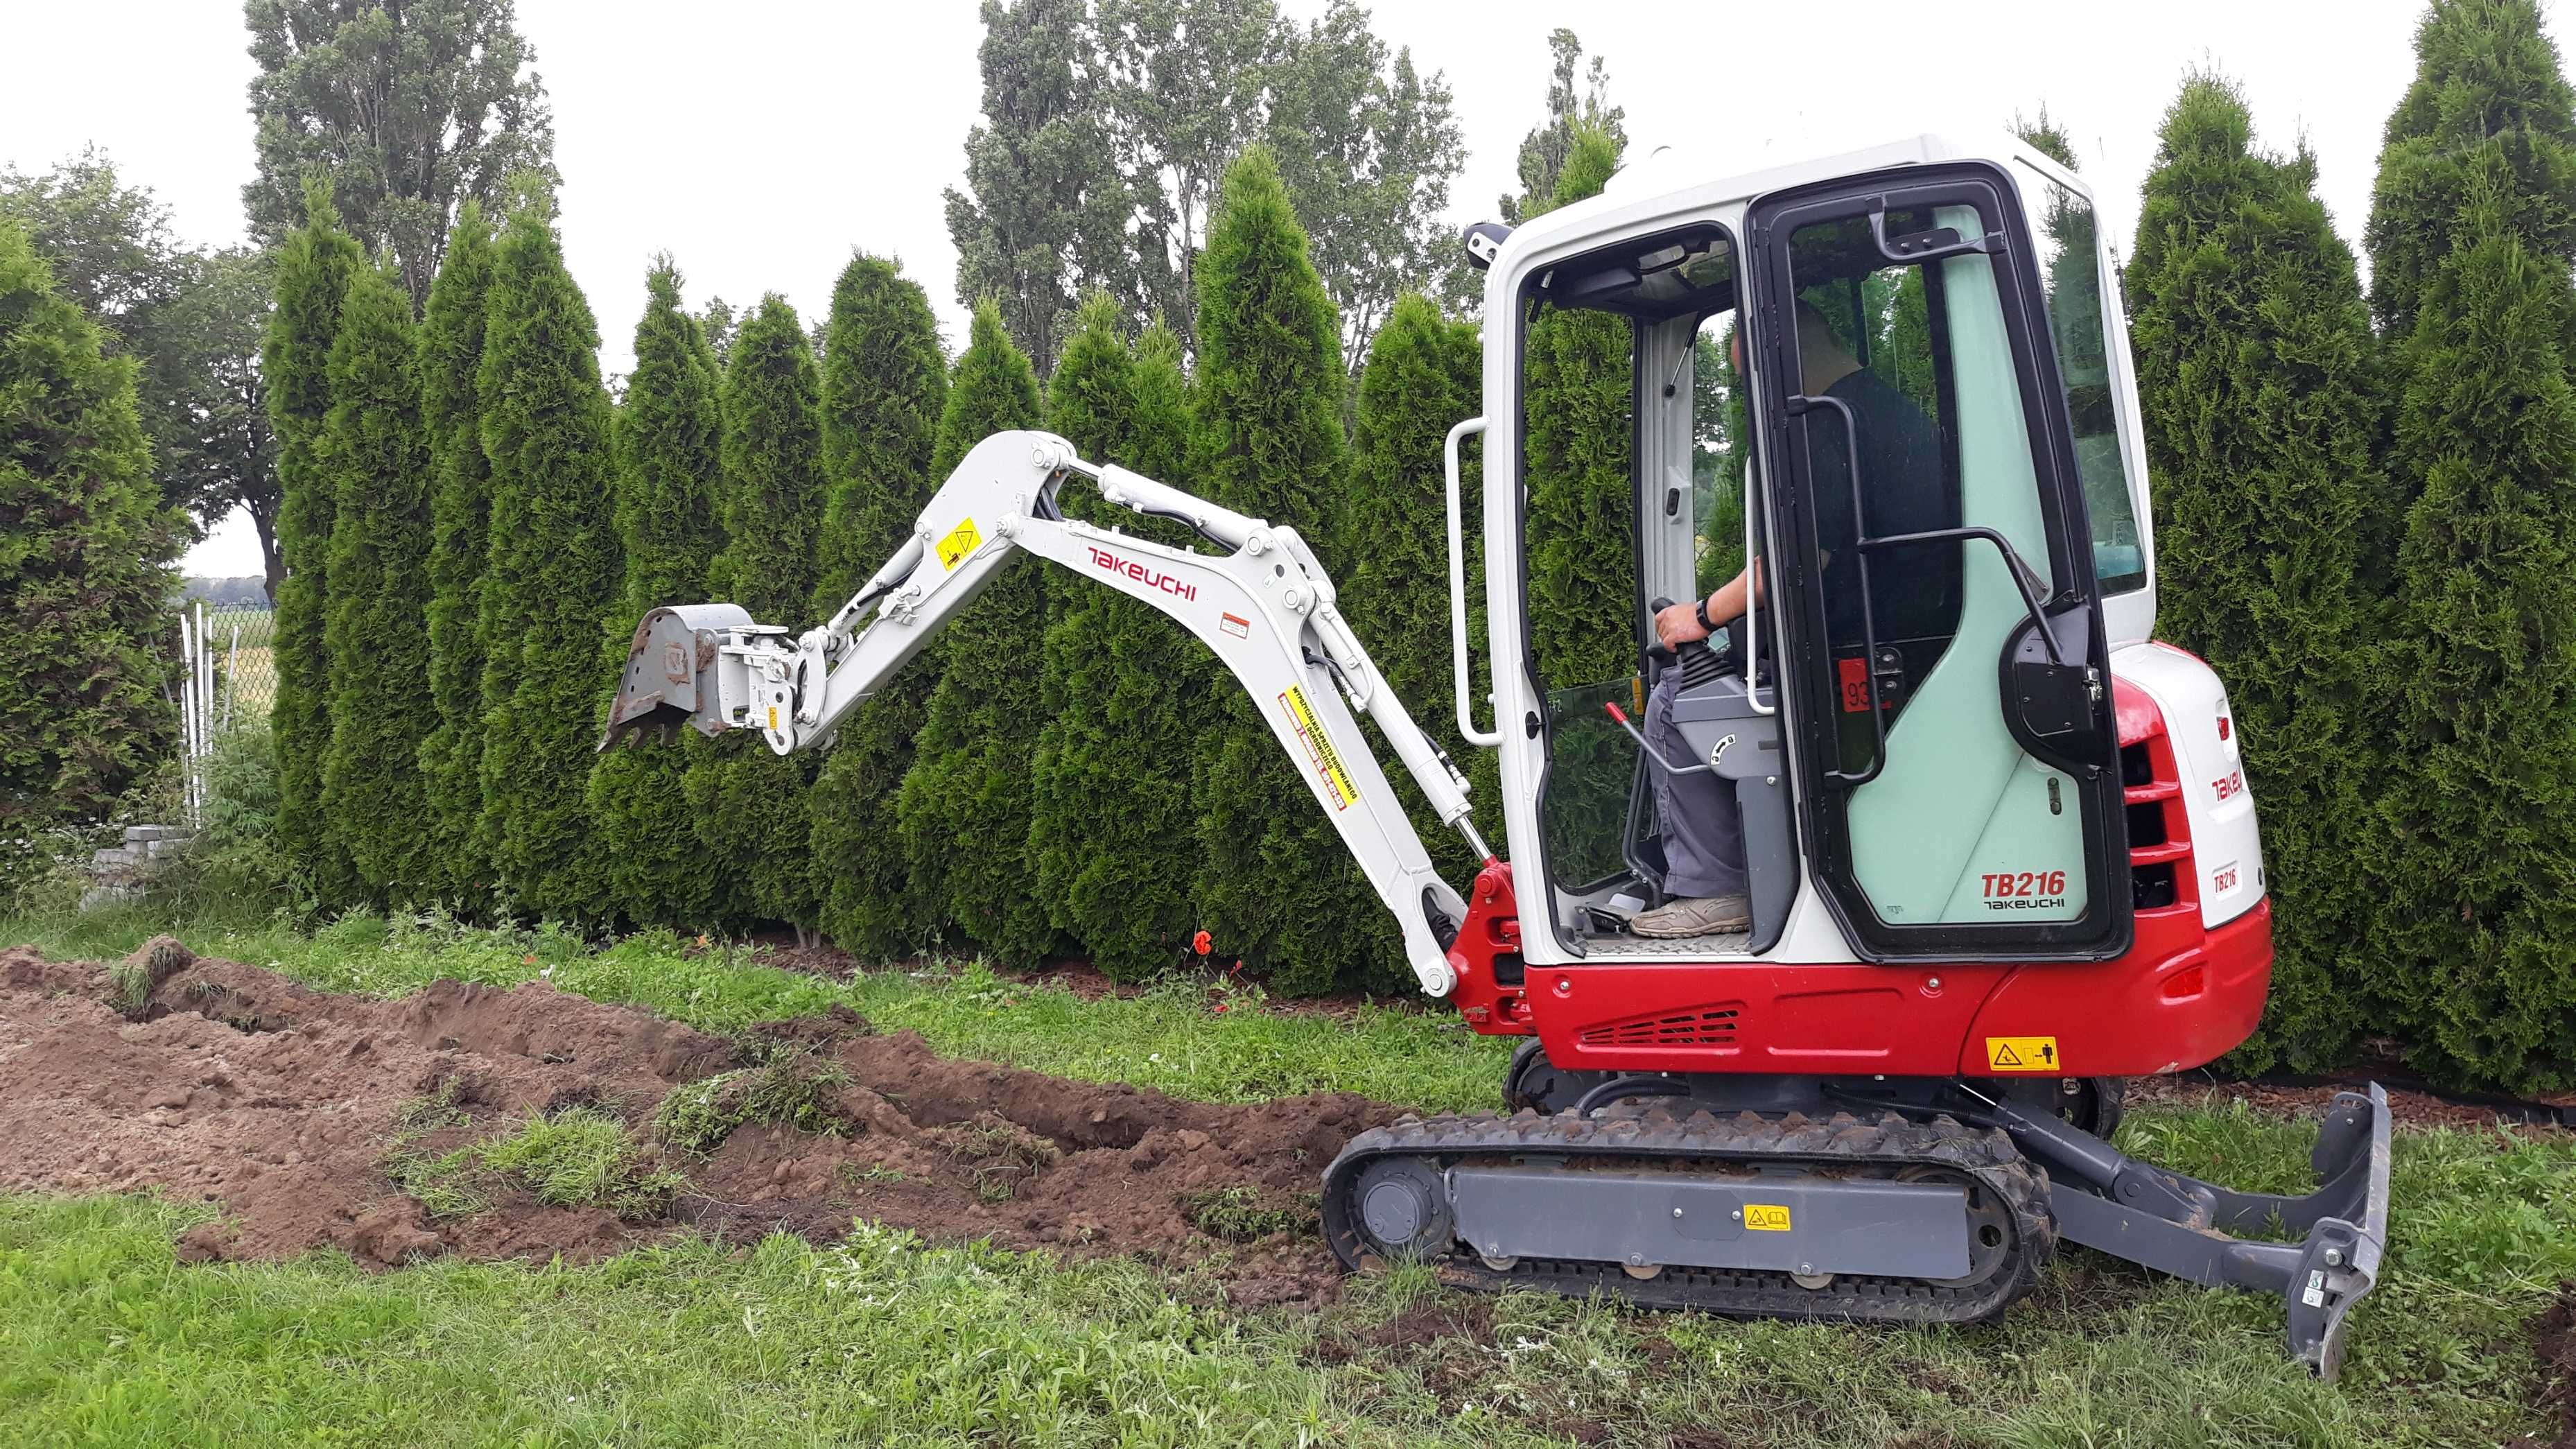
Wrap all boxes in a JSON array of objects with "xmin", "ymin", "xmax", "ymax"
[{"xmin": 1646, "ymin": 666, "xmax": 1748, "ymax": 899}]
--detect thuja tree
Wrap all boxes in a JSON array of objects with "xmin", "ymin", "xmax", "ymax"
[
  {"xmin": 262, "ymin": 181, "xmax": 364, "ymax": 903},
  {"xmin": 2369, "ymin": 0, "xmax": 2576, "ymax": 1088},
  {"xmin": 1519, "ymin": 123, "xmax": 1633, "ymax": 888},
  {"xmin": 317, "ymin": 260, "xmax": 437, "ymax": 900},
  {"xmin": 894, "ymin": 300, "xmax": 1049, "ymax": 964},
  {"xmin": 588, "ymin": 259, "xmax": 725, "ymax": 928},
  {"xmin": 808, "ymin": 255, "xmax": 948, "ymax": 957},
  {"xmin": 1187, "ymin": 146, "xmax": 1386, "ymax": 995},
  {"xmin": 473, "ymin": 193, "xmax": 621, "ymax": 921},
  {"xmin": 1026, "ymin": 296, "xmax": 1200, "ymax": 980},
  {"xmin": 688, "ymin": 296, "xmax": 826, "ymax": 933},
  {"xmin": 2127, "ymin": 77, "xmax": 2390, "ymax": 1073},
  {"xmin": 1344, "ymin": 291, "xmax": 1494, "ymax": 874},
  {"xmin": 417, "ymin": 202, "xmax": 497, "ymax": 902},
  {"xmin": 0, "ymin": 222, "xmax": 178, "ymax": 891}
]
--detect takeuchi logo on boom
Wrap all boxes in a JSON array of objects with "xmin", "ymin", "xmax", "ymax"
[{"xmin": 1087, "ymin": 545, "xmax": 1196, "ymax": 602}]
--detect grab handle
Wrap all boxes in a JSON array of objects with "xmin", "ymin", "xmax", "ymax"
[{"xmin": 1445, "ymin": 416, "xmax": 1502, "ymax": 746}]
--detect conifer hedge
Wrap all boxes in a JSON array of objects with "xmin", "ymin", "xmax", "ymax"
[
  {"xmin": 809, "ymin": 256, "xmax": 948, "ymax": 957},
  {"xmin": 1027, "ymin": 298, "xmax": 1202, "ymax": 980},
  {"xmin": 263, "ymin": 182, "xmax": 364, "ymax": 901},
  {"xmin": 895, "ymin": 300, "xmax": 1050, "ymax": 965},
  {"xmin": 1187, "ymin": 147, "xmax": 1390, "ymax": 994},
  {"xmin": 2127, "ymin": 78, "xmax": 2390, "ymax": 1073},
  {"xmin": 0, "ymin": 221, "xmax": 178, "ymax": 885},
  {"xmin": 418, "ymin": 204, "xmax": 498, "ymax": 903},
  {"xmin": 2369, "ymin": 0, "xmax": 2576, "ymax": 1088},
  {"xmin": 317, "ymin": 261, "xmax": 437, "ymax": 900},
  {"xmin": 589, "ymin": 260, "xmax": 726, "ymax": 928},
  {"xmin": 474, "ymin": 196, "xmax": 622, "ymax": 921},
  {"xmin": 1346, "ymin": 291, "xmax": 1494, "ymax": 873},
  {"xmin": 690, "ymin": 296, "xmax": 827, "ymax": 933}
]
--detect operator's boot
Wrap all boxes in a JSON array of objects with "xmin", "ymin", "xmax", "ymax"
[{"xmin": 1629, "ymin": 892, "xmax": 1750, "ymax": 937}]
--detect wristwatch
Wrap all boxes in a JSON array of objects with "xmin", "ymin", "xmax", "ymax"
[{"xmin": 1694, "ymin": 594, "xmax": 1717, "ymax": 636}]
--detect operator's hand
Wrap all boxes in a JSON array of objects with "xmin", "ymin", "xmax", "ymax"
[{"xmin": 1655, "ymin": 598, "xmax": 1711, "ymax": 652}]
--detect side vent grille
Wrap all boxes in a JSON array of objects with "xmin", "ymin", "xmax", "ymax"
[{"xmin": 1577, "ymin": 1003, "xmax": 1746, "ymax": 1048}]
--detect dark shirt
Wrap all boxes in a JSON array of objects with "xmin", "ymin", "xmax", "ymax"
[{"xmin": 1803, "ymin": 365, "xmax": 1953, "ymax": 643}]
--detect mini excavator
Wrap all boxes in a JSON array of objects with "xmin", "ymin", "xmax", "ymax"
[{"xmin": 603, "ymin": 132, "xmax": 2392, "ymax": 1377}]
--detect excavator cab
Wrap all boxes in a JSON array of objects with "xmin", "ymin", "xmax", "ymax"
[{"xmin": 600, "ymin": 131, "xmax": 2390, "ymax": 1376}]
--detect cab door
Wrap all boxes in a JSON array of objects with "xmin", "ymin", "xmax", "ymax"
[{"xmin": 1744, "ymin": 165, "xmax": 2130, "ymax": 960}]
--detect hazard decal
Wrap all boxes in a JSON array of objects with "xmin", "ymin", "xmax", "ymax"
[
  {"xmin": 935, "ymin": 517, "xmax": 982, "ymax": 570},
  {"xmin": 1279, "ymin": 686, "xmax": 1359, "ymax": 810},
  {"xmin": 1984, "ymin": 1036, "xmax": 2061, "ymax": 1073},
  {"xmin": 1744, "ymin": 1203, "xmax": 1791, "ymax": 1232}
]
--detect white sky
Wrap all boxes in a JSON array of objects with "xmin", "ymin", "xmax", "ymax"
[{"xmin": 2, "ymin": 0, "xmax": 2487, "ymax": 578}]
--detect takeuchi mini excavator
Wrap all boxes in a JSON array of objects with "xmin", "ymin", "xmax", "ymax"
[{"xmin": 602, "ymin": 131, "xmax": 2392, "ymax": 1377}]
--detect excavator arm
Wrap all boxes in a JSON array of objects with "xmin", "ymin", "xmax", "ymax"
[{"xmin": 600, "ymin": 429, "xmax": 1484, "ymax": 995}]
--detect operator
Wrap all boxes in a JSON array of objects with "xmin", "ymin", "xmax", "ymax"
[{"xmin": 1627, "ymin": 298, "xmax": 1947, "ymax": 939}]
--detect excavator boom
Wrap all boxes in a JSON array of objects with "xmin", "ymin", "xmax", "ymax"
[{"xmin": 602, "ymin": 430, "xmax": 1480, "ymax": 995}]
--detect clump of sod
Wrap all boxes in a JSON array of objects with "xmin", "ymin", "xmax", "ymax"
[
  {"xmin": 650, "ymin": 1047, "xmax": 853, "ymax": 1154},
  {"xmin": 105, "ymin": 935, "xmax": 193, "ymax": 1020}
]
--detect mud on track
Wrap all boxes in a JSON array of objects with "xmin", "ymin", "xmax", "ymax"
[{"xmin": 0, "ymin": 942, "xmax": 1398, "ymax": 1305}]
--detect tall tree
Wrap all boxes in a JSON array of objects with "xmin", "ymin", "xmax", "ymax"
[
  {"xmin": 1095, "ymin": 0, "xmax": 1278, "ymax": 354},
  {"xmin": 1263, "ymin": 1, "xmax": 1467, "ymax": 370},
  {"xmin": 473, "ymin": 191, "xmax": 620, "ymax": 921},
  {"xmin": 318, "ymin": 261, "xmax": 436, "ymax": 899},
  {"xmin": 1343, "ymin": 292, "xmax": 1493, "ymax": 872},
  {"xmin": 2127, "ymin": 76, "xmax": 2390, "ymax": 1074},
  {"xmin": 416, "ymin": 202, "xmax": 496, "ymax": 901},
  {"xmin": 1518, "ymin": 123, "xmax": 1633, "ymax": 885},
  {"xmin": 1, "ymin": 153, "xmax": 280, "ymax": 578},
  {"xmin": 1499, "ymin": 30, "xmax": 1626, "ymax": 224},
  {"xmin": 1027, "ymin": 297, "xmax": 1201, "ymax": 979},
  {"xmin": 1187, "ymin": 146, "xmax": 1386, "ymax": 994},
  {"xmin": 688, "ymin": 297, "xmax": 828, "ymax": 935},
  {"xmin": 588, "ymin": 260, "xmax": 726, "ymax": 928},
  {"xmin": 894, "ymin": 301, "xmax": 1050, "ymax": 963},
  {"xmin": 0, "ymin": 223, "xmax": 180, "ymax": 894},
  {"xmin": 808, "ymin": 256, "xmax": 950, "ymax": 957},
  {"xmin": 945, "ymin": 0, "xmax": 1133, "ymax": 376},
  {"xmin": 243, "ymin": 0, "xmax": 557, "ymax": 308},
  {"xmin": 262, "ymin": 180, "xmax": 364, "ymax": 902},
  {"xmin": 2369, "ymin": 0, "xmax": 2576, "ymax": 1089}
]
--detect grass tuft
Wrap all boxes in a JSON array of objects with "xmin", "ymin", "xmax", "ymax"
[
  {"xmin": 1181, "ymin": 1184, "xmax": 1314, "ymax": 1242},
  {"xmin": 478, "ymin": 1108, "xmax": 690, "ymax": 1220},
  {"xmin": 650, "ymin": 1049, "xmax": 853, "ymax": 1155},
  {"xmin": 944, "ymin": 1121, "xmax": 1059, "ymax": 1203}
]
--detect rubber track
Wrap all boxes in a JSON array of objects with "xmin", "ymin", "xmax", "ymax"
[{"xmin": 1322, "ymin": 1106, "xmax": 2056, "ymax": 1326}]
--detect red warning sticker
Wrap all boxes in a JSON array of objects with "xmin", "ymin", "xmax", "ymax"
[{"xmin": 1220, "ymin": 612, "xmax": 1251, "ymax": 639}]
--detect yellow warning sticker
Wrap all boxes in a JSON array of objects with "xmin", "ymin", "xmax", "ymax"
[
  {"xmin": 1744, "ymin": 1204, "xmax": 1792, "ymax": 1233},
  {"xmin": 767, "ymin": 705, "xmax": 778, "ymax": 733},
  {"xmin": 1985, "ymin": 1036, "xmax": 2062, "ymax": 1073},
  {"xmin": 935, "ymin": 517, "xmax": 982, "ymax": 570},
  {"xmin": 1278, "ymin": 686, "xmax": 1359, "ymax": 810}
]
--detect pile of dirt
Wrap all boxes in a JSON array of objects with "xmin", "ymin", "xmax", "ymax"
[{"xmin": 0, "ymin": 941, "xmax": 1395, "ymax": 1304}]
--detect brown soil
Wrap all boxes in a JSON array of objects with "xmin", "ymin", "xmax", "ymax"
[
  {"xmin": 2536, "ymin": 1282, "xmax": 2576, "ymax": 1449},
  {"xmin": 2127, "ymin": 1073, "xmax": 2571, "ymax": 1135},
  {"xmin": 0, "ymin": 939, "xmax": 1395, "ymax": 1305}
]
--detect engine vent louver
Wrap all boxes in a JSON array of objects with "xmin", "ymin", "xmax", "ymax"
[{"xmin": 1576, "ymin": 1003, "xmax": 1746, "ymax": 1048}]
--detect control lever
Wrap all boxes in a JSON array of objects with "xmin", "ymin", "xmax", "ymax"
[{"xmin": 1603, "ymin": 700, "xmax": 1712, "ymax": 776}]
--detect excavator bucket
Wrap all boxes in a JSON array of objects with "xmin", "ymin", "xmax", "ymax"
[{"xmin": 598, "ymin": 604, "xmax": 756, "ymax": 751}]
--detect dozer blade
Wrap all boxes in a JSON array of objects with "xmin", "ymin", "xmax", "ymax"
[
  {"xmin": 598, "ymin": 603, "xmax": 756, "ymax": 752},
  {"xmin": 1982, "ymin": 1081, "xmax": 2392, "ymax": 1380}
]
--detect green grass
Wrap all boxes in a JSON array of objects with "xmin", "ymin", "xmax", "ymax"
[
  {"xmin": 651, "ymin": 1049, "xmax": 853, "ymax": 1155},
  {"xmin": 2, "ymin": 903, "xmax": 2572, "ymax": 1446}
]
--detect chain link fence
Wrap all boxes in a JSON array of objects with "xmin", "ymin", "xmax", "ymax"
[{"xmin": 173, "ymin": 602, "xmax": 275, "ymax": 826}]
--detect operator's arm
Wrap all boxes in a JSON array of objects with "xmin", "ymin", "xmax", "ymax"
[{"xmin": 1653, "ymin": 562, "xmax": 1763, "ymax": 652}]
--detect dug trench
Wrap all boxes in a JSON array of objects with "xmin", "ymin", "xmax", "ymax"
[{"xmin": 0, "ymin": 939, "xmax": 1395, "ymax": 1305}]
